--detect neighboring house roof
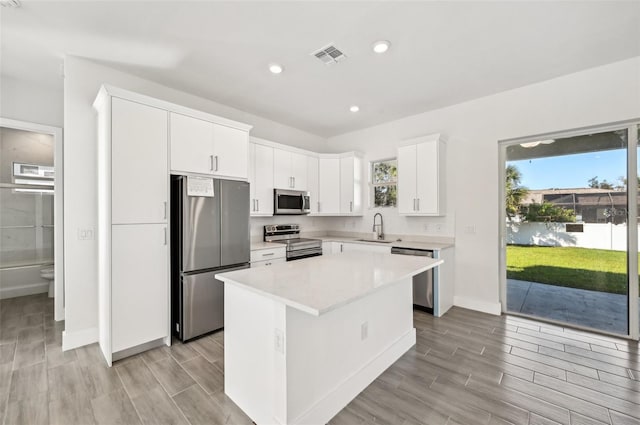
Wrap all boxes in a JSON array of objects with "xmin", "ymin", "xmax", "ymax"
[{"xmin": 522, "ymin": 188, "xmax": 627, "ymax": 206}]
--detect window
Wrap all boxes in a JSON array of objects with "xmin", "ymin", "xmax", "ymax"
[{"xmin": 371, "ymin": 159, "xmax": 397, "ymax": 207}]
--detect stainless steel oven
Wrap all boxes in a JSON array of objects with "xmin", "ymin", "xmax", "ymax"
[
  {"xmin": 274, "ymin": 189, "xmax": 311, "ymax": 215},
  {"xmin": 264, "ymin": 224, "xmax": 322, "ymax": 261}
]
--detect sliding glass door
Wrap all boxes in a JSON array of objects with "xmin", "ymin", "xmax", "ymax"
[{"xmin": 501, "ymin": 123, "xmax": 639, "ymax": 338}]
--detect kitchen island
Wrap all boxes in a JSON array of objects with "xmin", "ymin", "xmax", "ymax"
[{"xmin": 216, "ymin": 251, "xmax": 443, "ymax": 425}]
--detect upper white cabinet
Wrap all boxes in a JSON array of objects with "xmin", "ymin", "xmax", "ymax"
[
  {"xmin": 274, "ymin": 148, "xmax": 307, "ymax": 190},
  {"xmin": 397, "ymin": 134, "xmax": 446, "ymax": 216},
  {"xmin": 249, "ymin": 142, "xmax": 274, "ymax": 216},
  {"xmin": 111, "ymin": 97, "xmax": 168, "ymax": 224},
  {"xmin": 307, "ymin": 156, "xmax": 319, "ymax": 214},
  {"xmin": 318, "ymin": 157, "xmax": 340, "ymax": 214},
  {"xmin": 170, "ymin": 112, "xmax": 249, "ymax": 180},
  {"xmin": 339, "ymin": 155, "xmax": 363, "ymax": 215}
]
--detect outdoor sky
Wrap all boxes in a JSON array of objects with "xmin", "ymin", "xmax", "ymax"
[{"xmin": 507, "ymin": 149, "xmax": 628, "ymax": 190}]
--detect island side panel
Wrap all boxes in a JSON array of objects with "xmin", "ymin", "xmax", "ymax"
[
  {"xmin": 435, "ymin": 248, "xmax": 454, "ymax": 317},
  {"xmin": 285, "ymin": 277, "xmax": 416, "ymax": 425},
  {"xmin": 224, "ymin": 282, "xmax": 282, "ymax": 425}
]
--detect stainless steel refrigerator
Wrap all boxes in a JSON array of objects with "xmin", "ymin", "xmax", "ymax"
[{"xmin": 171, "ymin": 175, "xmax": 250, "ymax": 341}]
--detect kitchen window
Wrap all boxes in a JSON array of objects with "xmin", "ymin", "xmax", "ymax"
[{"xmin": 371, "ymin": 158, "xmax": 397, "ymax": 207}]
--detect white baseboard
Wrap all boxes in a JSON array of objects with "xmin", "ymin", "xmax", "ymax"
[
  {"xmin": 0, "ymin": 282, "xmax": 49, "ymax": 299},
  {"xmin": 453, "ymin": 296, "xmax": 502, "ymax": 316},
  {"xmin": 62, "ymin": 327, "xmax": 98, "ymax": 351},
  {"xmin": 292, "ymin": 329, "xmax": 417, "ymax": 425}
]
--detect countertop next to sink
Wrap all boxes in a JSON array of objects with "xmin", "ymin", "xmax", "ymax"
[
  {"xmin": 251, "ymin": 234, "xmax": 454, "ymax": 251},
  {"xmin": 315, "ymin": 235, "xmax": 454, "ymax": 251}
]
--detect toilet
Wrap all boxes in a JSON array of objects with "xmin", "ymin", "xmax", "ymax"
[{"xmin": 40, "ymin": 266, "xmax": 54, "ymax": 297}]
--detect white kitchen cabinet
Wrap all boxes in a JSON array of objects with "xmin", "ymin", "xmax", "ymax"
[
  {"xmin": 398, "ymin": 135, "xmax": 446, "ymax": 216},
  {"xmin": 250, "ymin": 245, "xmax": 286, "ymax": 267},
  {"xmin": 94, "ymin": 86, "xmax": 172, "ymax": 366},
  {"xmin": 251, "ymin": 257, "xmax": 286, "ymax": 268},
  {"xmin": 111, "ymin": 223, "xmax": 169, "ymax": 353},
  {"xmin": 170, "ymin": 113, "xmax": 214, "ymax": 175},
  {"xmin": 341, "ymin": 242, "xmax": 391, "ymax": 254},
  {"xmin": 170, "ymin": 112, "xmax": 250, "ymax": 179},
  {"xmin": 318, "ymin": 158, "xmax": 340, "ymax": 214},
  {"xmin": 111, "ymin": 97, "xmax": 168, "ymax": 225},
  {"xmin": 249, "ymin": 143, "xmax": 274, "ymax": 216},
  {"xmin": 307, "ymin": 155, "xmax": 319, "ymax": 214},
  {"xmin": 273, "ymin": 148, "xmax": 307, "ymax": 190},
  {"xmin": 339, "ymin": 155, "xmax": 363, "ymax": 215},
  {"xmin": 212, "ymin": 123, "xmax": 249, "ymax": 179}
]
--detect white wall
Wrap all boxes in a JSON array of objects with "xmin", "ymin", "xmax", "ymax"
[
  {"xmin": 63, "ymin": 56, "xmax": 326, "ymax": 346},
  {"xmin": 326, "ymin": 57, "xmax": 640, "ymax": 314},
  {"xmin": 0, "ymin": 75, "xmax": 63, "ymax": 127}
]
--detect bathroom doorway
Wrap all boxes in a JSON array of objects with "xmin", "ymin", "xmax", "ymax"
[{"xmin": 0, "ymin": 118, "xmax": 64, "ymax": 322}]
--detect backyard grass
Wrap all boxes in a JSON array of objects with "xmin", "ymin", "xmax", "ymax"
[{"xmin": 506, "ymin": 245, "xmax": 639, "ymax": 295}]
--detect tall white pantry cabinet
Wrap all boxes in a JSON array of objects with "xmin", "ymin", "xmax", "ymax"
[
  {"xmin": 95, "ymin": 89, "xmax": 170, "ymax": 366},
  {"xmin": 94, "ymin": 85, "xmax": 252, "ymax": 366}
]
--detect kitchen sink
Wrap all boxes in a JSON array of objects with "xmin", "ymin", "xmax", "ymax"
[{"xmin": 355, "ymin": 239, "xmax": 394, "ymax": 244}]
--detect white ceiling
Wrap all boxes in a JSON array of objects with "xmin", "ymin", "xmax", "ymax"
[{"xmin": 2, "ymin": 1, "xmax": 639, "ymax": 137}]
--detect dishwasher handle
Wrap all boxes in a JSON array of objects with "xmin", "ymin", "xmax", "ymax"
[{"xmin": 391, "ymin": 247, "xmax": 434, "ymax": 257}]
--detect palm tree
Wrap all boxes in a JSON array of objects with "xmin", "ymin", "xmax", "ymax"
[{"xmin": 505, "ymin": 165, "xmax": 528, "ymax": 220}]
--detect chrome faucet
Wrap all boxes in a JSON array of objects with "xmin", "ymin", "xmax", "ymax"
[{"xmin": 373, "ymin": 213, "xmax": 384, "ymax": 240}]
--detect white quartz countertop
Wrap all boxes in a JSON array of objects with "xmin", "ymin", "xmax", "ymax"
[
  {"xmin": 317, "ymin": 236, "xmax": 454, "ymax": 251},
  {"xmin": 216, "ymin": 252, "xmax": 443, "ymax": 316}
]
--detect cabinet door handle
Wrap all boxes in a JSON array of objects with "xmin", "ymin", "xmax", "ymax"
[
  {"xmin": 340, "ymin": 244, "xmax": 343, "ymax": 253},
  {"xmin": 256, "ymin": 199, "xmax": 259, "ymax": 211},
  {"xmin": 416, "ymin": 198, "xmax": 420, "ymax": 211},
  {"xmin": 293, "ymin": 177, "xmax": 296, "ymax": 188},
  {"xmin": 251, "ymin": 199, "xmax": 255, "ymax": 212},
  {"xmin": 163, "ymin": 201, "xmax": 167, "ymax": 220},
  {"xmin": 262, "ymin": 252, "xmax": 274, "ymax": 257},
  {"xmin": 413, "ymin": 198, "xmax": 417, "ymax": 211},
  {"xmin": 214, "ymin": 156, "xmax": 219, "ymax": 172},
  {"xmin": 318, "ymin": 201, "xmax": 320, "ymax": 212},
  {"xmin": 350, "ymin": 201, "xmax": 353, "ymax": 212},
  {"xmin": 163, "ymin": 228, "xmax": 167, "ymax": 245},
  {"xmin": 210, "ymin": 155, "xmax": 214, "ymax": 171}
]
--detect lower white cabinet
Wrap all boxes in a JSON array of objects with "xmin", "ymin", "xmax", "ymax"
[
  {"xmin": 250, "ymin": 246, "xmax": 286, "ymax": 267},
  {"xmin": 341, "ymin": 242, "xmax": 391, "ymax": 254},
  {"xmin": 111, "ymin": 223, "xmax": 169, "ymax": 354},
  {"xmin": 251, "ymin": 257, "xmax": 286, "ymax": 268}
]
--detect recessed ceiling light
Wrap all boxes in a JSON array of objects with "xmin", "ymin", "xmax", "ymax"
[
  {"xmin": 372, "ymin": 40, "xmax": 391, "ymax": 54},
  {"xmin": 269, "ymin": 63, "xmax": 283, "ymax": 74},
  {"xmin": 350, "ymin": 105, "xmax": 360, "ymax": 113}
]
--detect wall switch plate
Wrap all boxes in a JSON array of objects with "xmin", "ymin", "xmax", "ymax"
[
  {"xmin": 361, "ymin": 322, "xmax": 368, "ymax": 340},
  {"xmin": 423, "ymin": 224, "xmax": 430, "ymax": 232},
  {"xmin": 274, "ymin": 328, "xmax": 284, "ymax": 353},
  {"xmin": 464, "ymin": 225, "xmax": 476, "ymax": 234},
  {"xmin": 77, "ymin": 227, "xmax": 94, "ymax": 240}
]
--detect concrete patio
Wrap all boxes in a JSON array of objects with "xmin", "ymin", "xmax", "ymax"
[{"xmin": 507, "ymin": 279, "xmax": 639, "ymax": 335}]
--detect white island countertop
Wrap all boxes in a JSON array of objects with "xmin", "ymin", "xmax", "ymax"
[{"xmin": 216, "ymin": 251, "xmax": 443, "ymax": 316}]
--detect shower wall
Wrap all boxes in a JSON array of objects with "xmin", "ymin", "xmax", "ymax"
[{"xmin": 0, "ymin": 127, "xmax": 54, "ymax": 298}]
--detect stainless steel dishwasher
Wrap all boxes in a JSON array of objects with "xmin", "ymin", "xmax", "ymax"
[{"xmin": 391, "ymin": 247, "xmax": 434, "ymax": 313}]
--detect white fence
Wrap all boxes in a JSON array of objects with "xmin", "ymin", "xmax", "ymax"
[{"xmin": 506, "ymin": 222, "xmax": 633, "ymax": 251}]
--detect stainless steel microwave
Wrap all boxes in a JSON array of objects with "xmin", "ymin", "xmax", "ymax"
[{"xmin": 274, "ymin": 189, "xmax": 311, "ymax": 215}]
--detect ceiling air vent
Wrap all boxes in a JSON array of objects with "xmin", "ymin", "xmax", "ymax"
[
  {"xmin": 0, "ymin": 0, "xmax": 21, "ymax": 7},
  {"xmin": 312, "ymin": 44, "xmax": 347, "ymax": 65}
]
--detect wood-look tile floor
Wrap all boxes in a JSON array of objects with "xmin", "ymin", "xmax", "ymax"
[{"xmin": 1, "ymin": 293, "xmax": 639, "ymax": 425}]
